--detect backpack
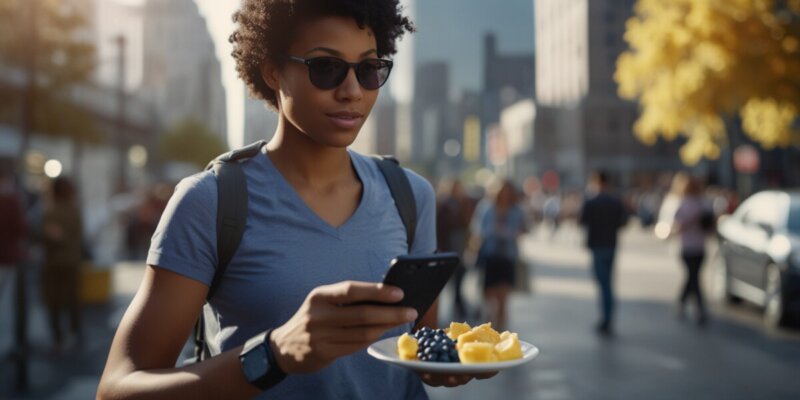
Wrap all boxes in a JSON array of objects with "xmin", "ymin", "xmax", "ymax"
[{"xmin": 191, "ymin": 140, "xmax": 418, "ymax": 362}]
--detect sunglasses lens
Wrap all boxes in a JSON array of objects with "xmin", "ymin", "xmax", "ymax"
[
  {"xmin": 307, "ymin": 57, "xmax": 349, "ymax": 89},
  {"xmin": 357, "ymin": 60, "xmax": 391, "ymax": 90}
]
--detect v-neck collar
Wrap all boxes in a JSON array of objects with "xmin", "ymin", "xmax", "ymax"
[{"xmin": 259, "ymin": 148, "xmax": 372, "ymax": 240}]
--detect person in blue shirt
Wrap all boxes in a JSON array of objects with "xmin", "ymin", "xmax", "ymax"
[
  {"xmin": 471, "ymin": 180, "xmax": 527, "ymax": 332},
  {"xmin": 98, "ymin": 1, "xmax": 489, "ymax": 398}
]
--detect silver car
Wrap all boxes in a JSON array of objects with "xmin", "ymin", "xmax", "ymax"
[{"xmin": 715, "ymin": 190, "xmax": 800, "ymax": 328}]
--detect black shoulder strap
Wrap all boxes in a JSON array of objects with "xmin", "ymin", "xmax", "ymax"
[
  {"xmin": 205, "ymin": 140, "xmax": 266, "ymax": 299},
  {"xmin": 372, "ymin": 156, "xmax": 417, "ymax": 251},
  {"xmin": 192, "ymin": 140, "xmax": 265, "ymax": 363}
]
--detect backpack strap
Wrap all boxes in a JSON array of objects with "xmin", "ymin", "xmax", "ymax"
[
  {"xmin": 205, "ymin": 140, "xmax": 267, "ymax": 299},
  {"xmin": 372, "ymin": 156, "xmax": 417, "ymax": 251},
  {"xmin": 193, "ymin": 140, "xmax": 266, "ymax": 362}
]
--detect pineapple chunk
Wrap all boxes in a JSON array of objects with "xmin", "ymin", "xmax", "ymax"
[
  {"xmin": 494, "ymin": 333, "xmax": 523, "ymax": 361},
  {"xmin": 470, "ymin": 323, "xmax": 502, "ymax": 344},
  {"xmin": 446, "ymin": 322, "xmax": 471, "ymax": 340},
  {"xmin": 397, "ymin": 333, "xmax": 418, "ymax": 360},
  {"xmin": 458, "ymin": 342, "xmax": 498, "ymax": 363},
  {"xmin": 455, "ymin": 330, "xmax": 480, "ymax": 350}
]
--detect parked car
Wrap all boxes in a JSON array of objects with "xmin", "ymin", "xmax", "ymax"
[{"xmin": 715, "ymin": 190, "xmax": 800, "ymax": 328}]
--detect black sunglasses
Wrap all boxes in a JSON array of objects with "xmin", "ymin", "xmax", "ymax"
[{"xmin": 287, "ymin": 56, "xmax": 393, "ymax": 90}]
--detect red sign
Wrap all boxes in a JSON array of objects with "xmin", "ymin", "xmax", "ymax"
[{"xmin": 733, "ymin": 145, "xmax": 759, "ymax": 174}]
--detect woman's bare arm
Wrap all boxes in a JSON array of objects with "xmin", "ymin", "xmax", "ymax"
[{"xmin": 97, "ymin": 266, "xmax": 261, "ymax": 399}]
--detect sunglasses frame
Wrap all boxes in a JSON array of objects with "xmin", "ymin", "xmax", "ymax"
[{"xmin": 287, "ymin": 56, "xmax": 393, "ymax": 90}]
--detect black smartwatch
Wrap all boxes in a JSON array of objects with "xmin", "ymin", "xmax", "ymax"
[{"xmin": 239, "ymin": 329, "xmax": 287, "ymax": 390}]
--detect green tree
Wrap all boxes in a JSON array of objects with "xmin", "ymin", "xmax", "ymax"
[
  {"xmin": 160, "ymin": 119, "xmax": 229, "ymax": 170},
  {"xmin": 0, "ymin": 0, "xmax": 100, "ymax": 149},
  {"xmin": 615, "ymin": 0, "xmax": 800, "ymax": 165}
]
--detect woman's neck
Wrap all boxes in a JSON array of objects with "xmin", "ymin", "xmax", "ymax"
[{"xmin": 265, "ymin": 116, "xmax": 355, "ymax": 189}]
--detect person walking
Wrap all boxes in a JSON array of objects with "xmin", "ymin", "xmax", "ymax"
[
  {"xmin": 671, "ymin": 175, "xmax": 709, "ymax": 325},
  {"xmin": 471, "ymin": 180, "xmax": 527, "ymax": 331},
  {"xmin": 40, "ymin": 176, "xmax": 84, "ymax": 351},
  {"xmin": 99, "ymin": 2, "xmax": 489, "ymax": 398},
  {"xmin": 0, "ymin": 159, "xmax": 27, "ymax": 296},
  {"xmin": 436, "ymin": 178, "xmax": 474, "ymax": 319},
  {"xmin": 579, "ymin": 171, "xmax": 627, "ymax": 337}
]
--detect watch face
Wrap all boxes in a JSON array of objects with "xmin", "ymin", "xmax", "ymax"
[{"xmin": 242, "ymin": 344, "xmax": 269, "ymax": 382}]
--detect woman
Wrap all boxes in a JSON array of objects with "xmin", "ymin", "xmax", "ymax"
[
  {"xmin": 98, "ymin": 1, "xmax": 486, "ymax": 399},
  {"xmin": 471, "ymin": 180, "xmax": 526, "ymax": 331},
  {"xmin": 41, "ymin": 176, "xmax": 84, "ymax": 351},
  {"xmin": 672, "ymin": 175, "xmax": 709, "ymax": 325}
]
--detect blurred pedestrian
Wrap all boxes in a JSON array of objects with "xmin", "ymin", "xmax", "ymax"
[
  {"xmin": 671, "ymin": 175, "xmax": 709, "ymax": 325},
  {"xmin": 543, "ymin": 192, "xmax": 561, "ymax": 239},
  {"xmin": 40, "ymin": 176, "xmax": 84, "ymax": 351},
  {"xmin": 437, "ymin": 178, "xmax": 474, "ymax": 319},
  {"xmin": 655, "ymin": 172, "xmax": 688, "ymax": 239},
  {"xmin": 579, "ymin": 171, "xmax": 627, "ymax": 336},
  {"xmin": 0, "ymin": 159, "xmax": 27, "ymax": 296},
  {"xmin": 471, "ymin": 179, "xmax": 527, "ymax": 331}
]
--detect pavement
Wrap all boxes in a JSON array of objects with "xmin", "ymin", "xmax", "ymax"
[
  {"xmin": 1, "ymin": 222, "xmax": 799, "ymax": 399},
  {"xmin": 0, "ymin": 261, "xmax": 142, "ymax": 400},
  {"xmin": 428, "ymin": 222, "xmax": 800, "ymax": 400}
]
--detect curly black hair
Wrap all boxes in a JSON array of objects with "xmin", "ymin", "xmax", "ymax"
[{"xmin": 230, "ymin": 0, "xmax": 415, "ymax": 110}]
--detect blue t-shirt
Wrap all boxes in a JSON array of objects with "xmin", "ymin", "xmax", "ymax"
[
  {"xmin": 471, "ymin": 200, "xmax": 526, "ymax": 261},
  {"xmin": 146, "ymin": 149, "xmax": 435, "ymax": 399}
]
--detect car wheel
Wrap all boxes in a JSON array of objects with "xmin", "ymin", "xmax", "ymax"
[
  {"xmin": 764, "ymin": 264, "xmax": 789, "ymax": 328},
  {"xmin": 712, "ymin": 253, "xmax": 740, "ymax": 304}
]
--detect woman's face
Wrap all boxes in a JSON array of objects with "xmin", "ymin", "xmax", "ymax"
[{"xmin": 263, "ymin": 16, "xmax": 381, "ymax": 148}]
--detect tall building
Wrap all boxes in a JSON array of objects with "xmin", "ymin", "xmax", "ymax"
[
  {"xmin": 534, "ymin": 0, "xmax": 681, "ymax": 188},
  {"xmin": 141, "ymin": 0, "xmax": 227, "ymax": 144},
  {"xmin": 94, "ymin": 0, "xmax": 144, "ymax": 91},
  {"xmin": 243, "ymin": 96, "xmax": 278, "ymax": 146},
  {"xmin": 412, "ymin": 62, "xmax": 450, "ymax": 168},
  {"xmin": 481, "ymin": 33, "xmax": 535, "ymax": 166}
]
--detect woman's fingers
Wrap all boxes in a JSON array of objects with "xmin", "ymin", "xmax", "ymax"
[
  {"xmin": 327, "ymin": 304, "xmax": 417, "ymax": 328},
  {"xmin": 312, "ymin": 281, "xmax": 403, "ymax": 306},
  {"xmin": 419, "ymin": 373, "xmax": 474, "ymax": 387}
]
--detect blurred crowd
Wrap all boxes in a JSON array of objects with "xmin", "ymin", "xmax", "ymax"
[
  {"xmin": 0, "ymin": 149, "xmax": 750, "ymax": 375},
  {"xmin": 434, "ymin": 170, "xmax": 741, "ymax": 334}
]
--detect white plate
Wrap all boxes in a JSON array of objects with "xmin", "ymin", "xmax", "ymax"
[{"xmin": 367, "ymin": 336, "xmax": 540, "ymax": 373}]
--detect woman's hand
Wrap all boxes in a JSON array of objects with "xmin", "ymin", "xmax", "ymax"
[
  {"xmin": 418, "ymin": 371, "xmax": 498, "ymax": 387},
  {"xmin": 269, "ymin": 281, "xmax": 417, "ymax": 374}
]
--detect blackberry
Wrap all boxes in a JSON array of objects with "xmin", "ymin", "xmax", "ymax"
[{"xmin": 412, "ymin": 327, "xmax": 460, "ymax": 363}]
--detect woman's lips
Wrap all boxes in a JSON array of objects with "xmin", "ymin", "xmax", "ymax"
[{"xmin": 326, "ymin": 112, "xmax": 363, "ymax": 130}]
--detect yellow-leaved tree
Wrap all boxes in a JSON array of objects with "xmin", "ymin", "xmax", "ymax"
[{"xmin": 615, "ymin": 0, "xmax": 800, "ymax": 165}]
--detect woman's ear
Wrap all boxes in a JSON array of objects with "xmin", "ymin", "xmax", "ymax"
[{"xmin": 260, "ymin": 61, "xmax": 280, "ymax": 91}]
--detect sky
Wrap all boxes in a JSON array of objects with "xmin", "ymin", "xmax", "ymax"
[{"xmin": 193, "ymin": 0, "xmax": 243, "ymax": 148}]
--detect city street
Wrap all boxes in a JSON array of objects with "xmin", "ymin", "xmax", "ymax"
[
  {"xmin": 1, "ymin": 223, "xmax": 799, "ymax": 399},
  {"xmin": 429, "ymin": 223, "xmax": 800, "ymax": 400}
]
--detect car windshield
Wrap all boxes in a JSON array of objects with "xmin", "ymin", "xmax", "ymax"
[{"xmin": 789, "ymin": 200, "xmax": 800, "ymax": 234}]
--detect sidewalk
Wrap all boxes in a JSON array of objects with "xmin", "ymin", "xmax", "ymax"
[{"xmin": 0, "ymin": 261, "xmax": 144, "ymax": 400}]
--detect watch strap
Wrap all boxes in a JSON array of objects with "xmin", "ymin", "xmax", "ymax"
[{"xmin": 240, "ymin": 329, "xmax": 286, "ymax": 390}]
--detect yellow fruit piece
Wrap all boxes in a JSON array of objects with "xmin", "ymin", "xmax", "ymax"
[
  {"xmin": 446, "ymin": 322, "xmax": 471, "ymax": 340},
  {"xmin": 397, "ymin": 333, "xmax": 418, "ymax": 360},
  {"xmin": 458, "ymin": 342, "xmax": 498, "ymax": 363},
  {"xmin": 470, "ymin": 323, "xmax": 501, "ymax": 344},
  {"xmin": 500, "ymin": 331, "xmax": 512, "ymax": 341},
  {"xmin": 455, "ymin": 330, "xmax": 479, "ymax": 350},
  {"xmin": 494, "ymin": 333, "xmax": 523, "ymax": 361}
]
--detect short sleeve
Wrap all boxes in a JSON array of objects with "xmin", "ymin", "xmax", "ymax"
[
  {"xmin": 146, "ymin": 172, "xmax": 218, "ymax": 286},
  {"xmin": 404, "ymin": 169, "xmax": 437, "ymax": 255}
]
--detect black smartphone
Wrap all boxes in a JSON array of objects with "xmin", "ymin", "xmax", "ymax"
[{"xmin": 380, "ymin": 252, "xmax": 459, "ymax": 326}]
